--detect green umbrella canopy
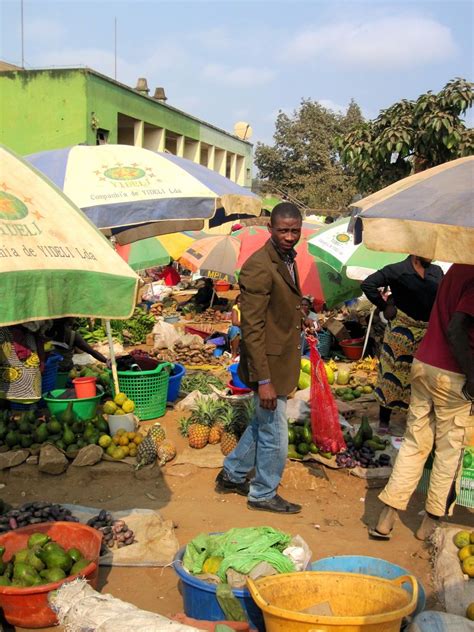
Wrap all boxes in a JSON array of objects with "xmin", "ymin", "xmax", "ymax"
[{"xmin": 0, "ymin": 145, "xmax": 139, "ymax": 325}]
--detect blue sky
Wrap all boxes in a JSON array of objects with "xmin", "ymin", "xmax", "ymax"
[{"xmin": 1, "ymin": 0, "xmax": 473, "ymax": 147}]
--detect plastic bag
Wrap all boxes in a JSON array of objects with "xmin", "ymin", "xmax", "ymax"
[
  {"xmin": 152, "ymin": 318, "xmax": 180, "ymax": 350},
  {"xmin": 183, "ymin": 527, "xmax": 294, "ymax": 581},
  {"xmin": 309, "ymin": 337, "xmax": 346, "ymax": 455}
]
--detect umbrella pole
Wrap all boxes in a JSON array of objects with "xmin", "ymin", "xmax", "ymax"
[
  {"xmin": 105, "ymin": 320, "xmax": 120, "ymax": 395},
  {"xmin": 210, "ymin": 288, "xmax": 216, "ymax": 308},
  {"xmin": 362, "ymin": 306, "xmax": 376, "ymax": 358}
]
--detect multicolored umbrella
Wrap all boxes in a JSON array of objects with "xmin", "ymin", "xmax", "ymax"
[
  {"xmin": 352, "ymin": 156, "xmax": 474, "ymax": 264},
  {"xmin": 235, "ymin": 226, "xmax": 361, "ymax": 308},
  {"xmin": 27, "ymin": 145, "xmax": 261, "ymax": 245},
  {"xmin": 308, "ymin": 218, "xmax": 405, "ymax": 280},
  {"xmin": 0, "ymin": 145, "xmax": 138, "ymax": 325},
  {"xmin": 179, "ymin": 235, "xmax": 240, "ymax": 282},
  {"xmin": 115, "ymin": 231, "xmax": 207, "ymax": 271}
]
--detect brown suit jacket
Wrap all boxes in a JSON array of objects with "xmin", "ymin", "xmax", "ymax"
[{"xmin": 238, "ymin": 240, "xmax": 303, "ymax": 396}]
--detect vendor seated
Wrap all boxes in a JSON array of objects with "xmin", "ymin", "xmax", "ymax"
[
  {"xmin": 46, "ymin": 318, "xmax": 107, "ymax": 371},
  {"xmin": 156, "ymin": 260, "xmax": 181, "ymax": 287}
]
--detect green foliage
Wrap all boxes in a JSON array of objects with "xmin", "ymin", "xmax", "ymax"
[
  {"xmin": 77, "ymin": 308, "xmax": 154, "ymax": 345},
  {"xmin": 337, "ymin": 78, "xmax": 474, "ymax": 193},
  {"xmin": 254, "ymin": 98, "xmax": 364, "ymax": 210}
]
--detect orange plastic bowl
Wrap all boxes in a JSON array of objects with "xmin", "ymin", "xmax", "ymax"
[{"xmin": 0, "ymin": 521, "xmax": 102, "ymax": 628}]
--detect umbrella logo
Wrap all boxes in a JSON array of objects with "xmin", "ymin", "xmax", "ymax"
[
  {"xmin": 0, "ymin": 192, "xmax": 29, "ymax": 221},
  {"xmin": 103, "ymin": 166, "xmax": 147, "ymax": 181},
  {"xmin": 335, "ymin": 233, "xmax": 350, "ymax": 243}
]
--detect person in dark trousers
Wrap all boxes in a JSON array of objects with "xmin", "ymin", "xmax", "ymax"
[
  {"xmin": 215, "ymin": 203, "xmax": 304, "ymax": 514},
  {"xmin": 361, "ymin": 256, "xmax": 443, "ymax": 433},
  {"xmin": 371, "ymin": 264, "xmax": 474, "ymax": 541}
]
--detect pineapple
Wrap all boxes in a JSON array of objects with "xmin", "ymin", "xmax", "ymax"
[
  {"xmin": 148, "ymin": 422, "xmax": 166, "ymax": 448},
  {"xmin": 188, "ymin": 422, "xmax": 210, "ymax": 449},
  {"xmin": 220, "ymin": 403, "xmax": 239, "ymax": 456},
  {"xmin": 157, "ymin": 439, "xmax": 177, "ymax": 465},
  {"xmin": 208, "ymin": 422, "xmax": 224, "ymax": 445},
  {"xmin": 135, "ymin": 436, "xmax": 157, "ymax": 469},
  {"xmin": 178, "ymin": 416, "xmax": 191, "ymax": 437}
]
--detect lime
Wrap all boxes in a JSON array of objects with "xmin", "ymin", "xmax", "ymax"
[{"xmin": 298, "ymin": 442, "xmax": 310, "ymax": 455}]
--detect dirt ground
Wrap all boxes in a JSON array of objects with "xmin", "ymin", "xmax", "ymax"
[{"xmin": 1, "ymin": 404, "xmax": 472, "ymax": 631}]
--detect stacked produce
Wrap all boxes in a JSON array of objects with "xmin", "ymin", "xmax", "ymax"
[
  {"xmin": 180, "ymin": 372, "xmax": 225, "ymax": 395},
  {"xmin": 0, "ymin": 405, "xmax": 110, "ymax": 455},
  {"xmin": 100, "ymin": 429, "xmax": 143, "ymax": 460},
  {"xmin": 0, "ymin": 532, "xmax": 91, "ymax": 586},
  {"xmin": 187, "ymin": 308, "xmax": 229, "ymax": 323},
  {"xmin": 103, "ymin": 392, "xmax": 136, "ymax": 416},
  {"xmin": 336, "ymin": 417, "xmax": 391, "ymax": 469},
  {"xmin": 453, "ymin": 530, "xmax": 474, "ymax": 579},
  {"xmin": 151, "ymin": 340, "xmax": 222, "ymax": 366},
  {"xmin": 287, "ymin": 420, "xmax": 324, "ymax": 459},
  {"xmin": 87, "ymin": 511, "xmax": 135, "ymax": 555},
  {"xmin": 135, "ymin": 422, "xmax": 177, "ymax": 468},
  {"xmin": 68, "ymin": 364, "xmax": 111, "ymax": 391},
  {"xmin": 0, "ymin": 503, "xmax": 79, "ymax": 533},
  {"xmin": 179, "ymin": 398, "xmax": 253, "ymax": 455},
  {"xmin": 78, "ymin": 308, "xmax": 155, "ymax": 345}
]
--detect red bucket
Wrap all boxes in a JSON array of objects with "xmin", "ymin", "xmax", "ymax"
[
  {"xmin": 0, "ymin": 521, "xmax": 102, "ymax": 628},
  {"xmin": 72, "ymin": 376, "xmax": 97, "ymax": 398},
  {"xmin": 227, "ymin": 380, "xmax": 252, "ymax": 395},
  {"xmin": 339, "ymin": 338, "xmax": 364, "ymax": 361}
]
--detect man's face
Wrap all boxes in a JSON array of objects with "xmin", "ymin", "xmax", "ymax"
[{"xmin": 268, "ymin": 216, "xmax": 302, "ymax": 252}]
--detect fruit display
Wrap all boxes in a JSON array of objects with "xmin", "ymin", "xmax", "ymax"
[
  {"xmin": 68, "ymin": 364, "xmax": 112, "ymax": 392},
  {"xmin": 287, "ymin": 420, "xmax": 323, "ymax": 460},
  {"xmin": 103, "ymin": 392, "xmax": 136, "ymax": 416},
  {"xmin": 453, "ymin": 530, "xmax": 474, "ymax": 579},
  {"xmin": 78, "ymin": 308, "xmax": 155, "ymax": 345},
  {"xmin": 0, "ymin": 502, "xmax": 79, "ymax": 533},
  {"xmin": 0, "ymin": 405, "xmax": 110, "ymax": 455},
  {"xmin": 0, "ymin": 532, "xmax": 91, "ymax": 586},
  {"xmin": 87, "ymin": 511, "xmax": 135, "ymax": 555},
  {"xmin": 335, "ymin": 385, "xmax": 374, "ymax": 402},
  {"xmin": 179, "ymin": 398, "xmax": 253, "ymax": 455},
  {"xmin": 134, "ymin": 422, "xmax": 176, "ymax": 468},
  {"xmin": 336, "ymin": 417, "xmax": 391, "ymax": 469},
  {"xmin": 103, "ymin": 429, "xmax": 143, "ymax": 460}
]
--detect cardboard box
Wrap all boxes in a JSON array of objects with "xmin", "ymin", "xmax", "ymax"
[{"xmin": 325, "ymin": 317, "xmax": 350, "ymax": 341}]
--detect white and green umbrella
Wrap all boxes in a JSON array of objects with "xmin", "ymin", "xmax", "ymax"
[
  {"xmin": 0, "ymin": 145, "xmax": 139, "ymax": 326},
  {"xmin": 308, "ymin": 218, "xmax": 405, "ymax": 280}
]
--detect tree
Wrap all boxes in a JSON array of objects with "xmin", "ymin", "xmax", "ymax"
[
  {"xmin": 337, "ymin": 78, "xmax": 474, "ymax": 193},
  {"xmin": 254, "ymin": 99, "xmax": 363, "ymax": 211}
]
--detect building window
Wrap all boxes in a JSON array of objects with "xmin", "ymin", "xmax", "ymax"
[{"xmin": 96, "ymin": 129, "xmax": 109, "ymax": 145}]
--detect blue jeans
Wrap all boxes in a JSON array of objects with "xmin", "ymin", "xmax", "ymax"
[{"xmin": 223, "ymin": 395, "xmax": 288, "ymax": 501}]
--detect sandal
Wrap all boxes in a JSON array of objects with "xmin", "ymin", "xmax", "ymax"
[{"xmin": 368, "ymin": 527, "xmax": 392, "ymax": 540}]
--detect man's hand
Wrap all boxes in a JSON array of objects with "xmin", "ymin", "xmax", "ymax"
[
  {"xmin": 258, "ymin": 382, "xmax": 277, "ymax": 411},
  {"xmin": 383, "ymin": 303, "xmax": 397, "ymax": 321}
]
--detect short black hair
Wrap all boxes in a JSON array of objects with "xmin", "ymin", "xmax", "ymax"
[{"xmin": 271, "ymin": 202, "xmax": 302, "ymax": 225}]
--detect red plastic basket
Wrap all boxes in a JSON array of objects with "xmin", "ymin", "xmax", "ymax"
[{"xmin": 0, "ymin": 521, "xmax": 102, "ymax": 628}]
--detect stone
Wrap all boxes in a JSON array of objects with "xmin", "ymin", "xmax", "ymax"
[
  {"xmin": 72, "ymin": 445, "xmax": 103, "ymax": 467},
  {"xmin": 0, "ymin": 449, "xmax": 29, "ymax": 470},
  {"xmin": 38, "ymin": 444, "xmax": 68, "ymax": 475},
  {"xmin": 280, "ymin": 462, "xmax": 327, "ymax": 491}
]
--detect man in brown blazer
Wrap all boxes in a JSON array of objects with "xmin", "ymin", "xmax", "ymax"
[{"xmin": 216, "ymin": 203, "xmax": 303, "ymax": 513}]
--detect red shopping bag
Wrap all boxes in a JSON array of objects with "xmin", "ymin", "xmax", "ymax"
[{"xmin": 308, "ymin": 337, "xmax": 346, "ymax": 455}]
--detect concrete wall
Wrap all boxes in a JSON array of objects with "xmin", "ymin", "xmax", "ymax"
[
  {"xmin": 0, "ymin": 68, "xmax": 253, "ymax": 187},
  {"xmin": 0, "ymin": 69, "xmax": 88, "ymax": 154}
]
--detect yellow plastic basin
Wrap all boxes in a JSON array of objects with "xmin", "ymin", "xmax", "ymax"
[{"xmin": 247, "ymin": 571, "xmax": 418, "ymax": 632}]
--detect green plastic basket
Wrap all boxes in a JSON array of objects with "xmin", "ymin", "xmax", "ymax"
[{"xmin": 113, "ymin": 363, "xmax": 171, "ymax": 420}]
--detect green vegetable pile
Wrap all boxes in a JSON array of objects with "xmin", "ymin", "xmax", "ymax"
[
  {"xmin": 0, "ymin": 404, "xmax": 110, "ymax": 454},
  {"xmin": 78, "ymin": 308, "xmax": 155, "ymax": 345},
  {"xmin": 0, "ymin": 532, "xmax": 91, "ymax": 587},
  {"xmin": 180, "ymin": 372, "xmax": 225, "ymax": 395}
]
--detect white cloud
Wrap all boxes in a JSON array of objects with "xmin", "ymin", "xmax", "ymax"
[
  {"xmin": 202, "ymin": 63, "xmax": 276, "ymax": 87},
  {"xmin": 317, "ymin": 99, "xmax": 346, "ymax": 114},
  {"xmin": 282, "ymin": 15, "xmax": 457, "ymax": 68}
]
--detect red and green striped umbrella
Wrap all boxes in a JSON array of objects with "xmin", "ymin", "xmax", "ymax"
[{"xmin": 235, "ymin": 226, "xmax": 361, "ymax": 309}]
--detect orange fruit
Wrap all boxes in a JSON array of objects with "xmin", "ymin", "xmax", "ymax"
[
  {"xmin": 127, "ymin": 432, "xmax": 136, "ymax": 440},
  {"xmin": 112, "ymin": 435, "xmax": 120, "ymax": 445},
  {"xmin": 120, "ymin": 445, "xmax": 130, "ymax": 456},
  {"xmin": 133, "ymin": 434, "xmax": 143, "ymax": 445},
  {"xmin": 119, "ymin": 435, "xmax": 129, "ymax": 446}
]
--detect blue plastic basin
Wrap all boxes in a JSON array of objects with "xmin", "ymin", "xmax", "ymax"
[
  {"xmin": 310, "ymin": 555, "xmax": 426, "ymax": 616},
  {"xmin": 167, "ymin": 363, "xmax": 186, "ymax": 402},
  {"xmin": 172, "ymin": 546, "xmax": 264, "ymax": 631},
  {"xmin": 228, "ymin": 363, "xmax": 249, "ymax": 390}
]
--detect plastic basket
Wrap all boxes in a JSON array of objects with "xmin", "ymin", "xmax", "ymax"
[
  {"xmin": 41, "ymin": 353, "xmax": 64, "ymax": 394},
  {"xmin": 167, "ymin": 363, "xmax": 186, "ymax": 403},
  {"xmin": 114, "ymin": 363, "xmax": 171, "ymax": 420},
  {"xmin": 316, "ymin": 330, "xmax": 332, "ymax": 358}
]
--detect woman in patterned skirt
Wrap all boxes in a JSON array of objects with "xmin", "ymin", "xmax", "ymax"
[{"xmin": 361, "ymin": 256, "xmax": 444, "ymax": 433}]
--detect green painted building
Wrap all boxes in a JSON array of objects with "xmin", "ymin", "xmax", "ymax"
[{"xmin": 0, "ymin": 66, "xmax": 253, "ymax": 187}]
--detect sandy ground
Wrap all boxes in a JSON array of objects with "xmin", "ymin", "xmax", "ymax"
[{"xmin": 1, "ymin": 401, "xmax": 472, "ymax": 631}]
